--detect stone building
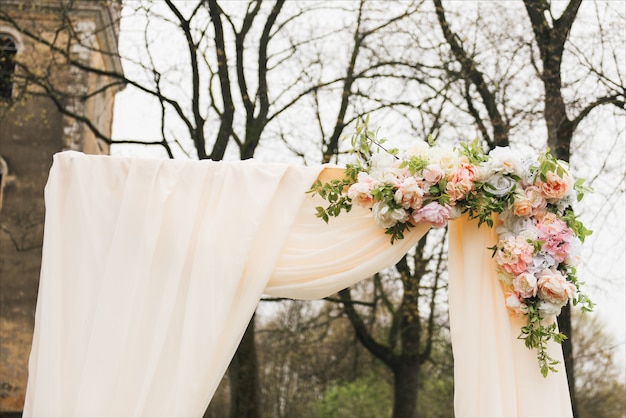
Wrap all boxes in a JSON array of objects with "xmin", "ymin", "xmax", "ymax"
[{"xmin": 0, "ymin": 1, "xmax": 124, "ymax": 411}]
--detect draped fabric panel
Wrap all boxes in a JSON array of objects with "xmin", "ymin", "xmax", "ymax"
[
  {"xmin": 24, "ymin": 151, "xmax": 572, "ymax": 417},
  {"xmin": 23, "ymin": 152, "xmax": 427, "ymax": 417},
  {"xmin": 448, "ymin": 218, "xmax": 572, "ymax": 417}
]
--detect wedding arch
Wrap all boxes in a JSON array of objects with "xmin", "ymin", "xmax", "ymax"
[{"xmin": 23, "ymin": 133, "xmax": 588, "ymax": 417}]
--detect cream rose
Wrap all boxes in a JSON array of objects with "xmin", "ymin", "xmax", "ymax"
[
  {"xmin": 537, "ymin": 300, "xmax": 563, "ymax": 317},
  {"xmin": 405, "ymin": 141, "xmax": 430, "ymax": 158},
  {"xmin": 513, "ymin": 272, "xmax": 538, "ymax": 298},
  {"xmin": 428, "ymin": 146, "xmax": 458, "ymax": 173}
]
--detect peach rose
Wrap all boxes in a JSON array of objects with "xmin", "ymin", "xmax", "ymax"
[
  {"xmin": 347, "ymin": 172, "xmax": 377, "ymax": 209},
  {"xmin": 512, "ymin": 193, "xmax": 533, "ymax": 217},
  {"xmin": 538, "ymin": 171, "xmax": 571, "ymax": 201},
  {"xmin": 523, "ymin": 185, "xmax": 547, "ymax": 215},
  {"xmin": 423, "ymin": 164, "xmax": 444, "ymax": 183},
  {"xmin": 537, "ymin": 268, "xmax": 575, "ymax": 306}
]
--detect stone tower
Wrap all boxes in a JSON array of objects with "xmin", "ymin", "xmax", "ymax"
[{"xmin": 0, "ymin": 1, "xmax": 124, "ymax": 411}]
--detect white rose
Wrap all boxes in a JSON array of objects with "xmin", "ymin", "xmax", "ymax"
[
  {"xmin": 496, "ymin": 211, "xmax": 535, "ymax": 237},
  {"xmin": 428, "ymin": 146, "xmax": 458, "ymax": 173},
  {"xmin": 370, "ymin": 153, "xmax": 402, "ymax": 183},
  {"xmin": 484, "ymin": 173, "xmax": 517, "ymax": 196},
  {"xmin": 537, "ymin": 300, "xmax": 563, "ymax": 317},
  {"xmin": 487, "ymin": 146, "xmax": 522, "ymax": 176},
  {"xmin": 372, "ymin": 201, "xmax": 408, "ymax": 229},
  {"xmin": 405, "ymin": 141, "xmax": 430, "ymax": 158}
]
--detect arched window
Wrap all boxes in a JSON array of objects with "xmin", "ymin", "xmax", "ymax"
[{"xmin": 0, "ymin": 34, "xmax": 18, "ymax": 100}]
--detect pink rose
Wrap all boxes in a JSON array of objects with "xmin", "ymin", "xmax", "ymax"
[
  {"xmin": 537, "ymin": 268, "xmax": 575, "ymax": 306},
  {"xmin": 423, "ymin": 164, "xmax": 444, "ymax": 183},
  {"xmin": 513, "ymin": 272, "xmax": 538, "ymax": 298},
  {"xmin": 410, "ymin": 202, "xmax": 451, "ymax": 228},
  {"xmin": 494, "ymin": 236, "xmax": 535, "ymax": 276},
  {"xmin": 538, "ymin": 171, "xmax": 571, "ymax": 201},
  {"xmin": 445, "ymin": 162, "xmax": 477, "ymax": 202},
  {"xmin": 347, "ymin": 172, "xmax": 376, "ymax": 209},
  {"xmin": 394, "ymin": 176, "xmax": 424, "ymax": 209}
]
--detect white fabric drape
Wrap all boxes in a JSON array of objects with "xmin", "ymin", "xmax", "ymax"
[{"xmin": 24, "ymin": 151, "xmax": 572, "ymax": 417}]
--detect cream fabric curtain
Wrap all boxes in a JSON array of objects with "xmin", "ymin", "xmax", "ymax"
[
  {"xmin": 448, "ymin": 218, "xmax": 572, "ymax": 417},
  {"xmin": 24, "ymin": 151, "xmax": 571, "ymax": 417}
]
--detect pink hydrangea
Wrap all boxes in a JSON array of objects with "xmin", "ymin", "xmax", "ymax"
[
  {"xmin": 494, "ymin": 235, "xmax": 535, "ymax": 276},
  {"xmin": 535, "ymin": 214, "xmax": 574, "ymax": 263}
]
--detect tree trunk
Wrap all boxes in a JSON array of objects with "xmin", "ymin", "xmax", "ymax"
[
  {"xmin": 228, "ymin": 314, "xmax": 259, "ymax": 418},
  {"xmin": 522, "ymin": 1, "xmax": 583, "ymax": 414},
  {"xmin": 391, "ymin": 357, "xmax": 420, "ymax": 418}
]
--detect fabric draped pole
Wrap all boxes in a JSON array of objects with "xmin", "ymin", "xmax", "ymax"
[{"xmin": 23, "ymin": 152, "xmax": 572, "ymax": 417}]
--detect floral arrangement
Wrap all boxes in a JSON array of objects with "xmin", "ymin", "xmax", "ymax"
[{"xmin": 310, "ymin": 117, "xmax": 594, "ymax": 376}]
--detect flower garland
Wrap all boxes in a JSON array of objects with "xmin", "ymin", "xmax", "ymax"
[{"xmin": 310, "ymin": 118, "xmax": 594, "ymax": 377}]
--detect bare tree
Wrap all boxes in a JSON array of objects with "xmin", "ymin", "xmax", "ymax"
[{"xmin": 433, "ymin": 1, "xmax": 624, "ymax": 415}]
